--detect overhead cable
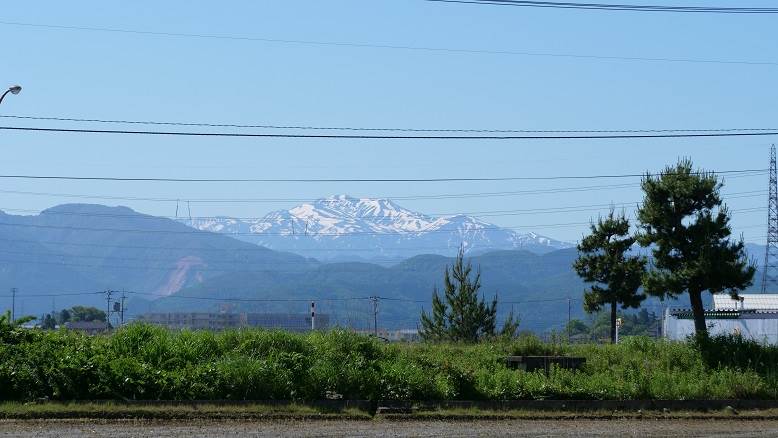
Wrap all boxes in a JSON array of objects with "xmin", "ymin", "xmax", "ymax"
[
  {"xmin": 4, "ymin": 115, "xmax": 778, "ymax": 134},
  {"xmin": 0, "ymin": 169, "xmax": 764, "ymax": 183},
  {"xmin": 1, "ymin": 21, "xmax": 775, "ymax": 66},
  {"xmin": 426, "ymin": 0, "xmax": 778, "ymax": 13},
  {"xmin": 3, "ymin": 125, "xmax": 778, "ymax": 140}
]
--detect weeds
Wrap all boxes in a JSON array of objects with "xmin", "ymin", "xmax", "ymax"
[{"xmin": 1, "ymin": 324, "xmax": 776, "ymax": 401}]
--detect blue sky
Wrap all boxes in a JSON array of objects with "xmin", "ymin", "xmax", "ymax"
[{"xmin": 1, "ymin": 0, "xmax": 777, "ymax": 244}]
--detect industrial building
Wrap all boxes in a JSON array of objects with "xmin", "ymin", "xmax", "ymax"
[
  {"xmin": 664, "ymin": 294, "xmax": 778, "ymax": 344},
  {"xmin": 137, "ymin": 312, "xmax": 329, "ymax": 331}
]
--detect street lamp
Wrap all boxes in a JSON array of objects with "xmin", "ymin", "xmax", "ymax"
[
  {"xmin": 0, "ymin": 85, "xmax": 22, "ymax": 104},
  {"xmin": 615, "ymin": 317, "xmax": 623, "ymax": 344}
]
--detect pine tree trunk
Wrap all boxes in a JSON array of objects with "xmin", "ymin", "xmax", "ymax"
[
  {"xmin": 610, "ymin": 300, "xmax": 617, "ymax": 344},
  {"xmin": 689, "ymin": 290, "xmax": 708, "ymax": 337}
]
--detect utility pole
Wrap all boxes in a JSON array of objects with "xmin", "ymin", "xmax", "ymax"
[
  {"xmin": 567, "ymin": 298, "xmax": 572, "ymax": 343},
  {"xmin": 105, "ymin": 290, "xmax": 113, "ymax": 327},
  {"xmin": 10, "ymin": 287, "xmax": 17, "ymax": 322},
  {"xmin": 310, "ymin": 301, "xmax": 315, "ymax": 331},
  {"xmin": 371, "ymin": 296, "xmax": 379, "ymax": 337},
  {"xmin": 120, "ymin": 291, "xmax": 127, "ymax": 326},
  {"xmin": 659, "ymin": 304, "xmax": 666, "ymax": 339}
]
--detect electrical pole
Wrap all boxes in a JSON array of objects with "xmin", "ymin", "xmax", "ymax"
[
  {"xmin": 659, "ymin": 304, "xmax": 666, "ymax": 339},
  {"xmin": 310, "ymin": 301, "xmax": 315, "ymax": 331},
  {"xmin": 120, "ymin": 291, "xmax": 127, "ymax": 326},
  {"xmin": 763, "ymin": 144, "xmax": 778, "ymax": 292},
  {"xmin": 105, "ymin": 290, "xmax": 113, "ymax": 327},
  {"xmin": 10, "ymin": 287, "xmax": 17, "ymax": 322},
  {"xmin": 371, "ymin": 296, "xmax": 379, "ymax": 337},
  {"xmin": 567, "ymin": 298, "xmax": 571, "ymax": 343}
]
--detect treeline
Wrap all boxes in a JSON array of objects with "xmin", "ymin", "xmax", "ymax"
[
  {"xmin": 574, "ymin": 159, "xmax": 754, "ymax": 342},
  {"xmin": 39, "ymin": 306, "xmax": 107, "ymax": 330},
  {"xmin": 418, "ymin": 159, "xmax": 754, "ymax": 344}
]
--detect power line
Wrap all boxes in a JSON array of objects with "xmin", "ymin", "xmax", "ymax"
[
  {"xmin": 3, "ymin": 125, "xmax": 778, "ymax": 140},
  {"xmin": 0, "ymin": 182, "xmax": 658, "ymax": 203},
  {"xmin": 0, "ymin": 244, "xmax": 556, "ymax": 266},
  {"xmin": 0, "ymin": 191, "xmax": 764, "ymax": 222},
  {"xmin": 378, "ymin": 295, "xmax": 585, "ymax": 304},
  {"xmin": 0, "ymin": 236, "xmax": 503, "ymax": 253},
  {"xmin": 127, "ymin": 291, "xmax": 372, "ymax": 302},
  {"xmin": 0, "ymin": 221, "xmax": 764, "ymax": 258},
  {"xmin": 4, "ymin": 115, "xmax": 778, "ymax": 134},
  {"xmin": 1, "ymin": 21, "xmax": 775, "ymax": 66},
  {"xmin": 426, "ymin": 0, "xmax": 778, "ymax": 13},
  {"xmin": 0, "ymin": 219, "xmax": 597, "ymax": 236},
  {"xmin": 0, "ymin": 168, "xmax": 764, "ymax": 183},
  {"xmin": 0, "ymin": 221, "xmax": 766, "ymax": 265},
  {"xmin": 0, "ymin": 289, "xmax": 372, "ymax": 303},
  {"xmin": 0, "ymin": 257, "xmax": 400, "ymax": 274},
  {"xmin": 0, "ymin": 183, "xmax": 644, "ymax": 203},
  {"xmin": 0, "ymin": 290, "xmax": 103, "ymax": 298},
  {"xmin": 0, "ymin": 207, "xmax": 768, "ymax": 237},
  {"xmin": 0, "ymin": 170, "xmax": 763, "ymax": 202}
]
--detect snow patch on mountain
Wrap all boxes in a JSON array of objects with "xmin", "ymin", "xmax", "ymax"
[{"xmin": 183, "ymin": 195, "xmax": 573, "ymax": 260}]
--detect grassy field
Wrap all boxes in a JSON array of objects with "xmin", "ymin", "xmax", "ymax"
[{"xmin": 1, "ymin": 323, "xmax": 777, "ymax": 402}]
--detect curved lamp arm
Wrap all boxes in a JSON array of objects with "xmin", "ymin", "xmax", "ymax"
[{"xmin": 0, "ymin": 85, "xmax": 22, "ymax": 105}]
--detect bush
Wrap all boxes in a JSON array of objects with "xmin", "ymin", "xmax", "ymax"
[{"xmin": 0, "ymin": 325, "xmax": 776, "ymax": 401}]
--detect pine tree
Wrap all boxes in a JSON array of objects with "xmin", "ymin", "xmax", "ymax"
[
  {"xmin": 420, "ymin": 247, "xmax": 518, "ymax": 342},
  {"xmin": 636, "ymin": 159, "xmax": 755, "ymax": 337},
  {"xmin": 42, "ymin": 313, "xmax": 56, "ymax": 330},
  {"xmin": 574, "ymin": 209, "xmax": 646, "ymax": 343}
]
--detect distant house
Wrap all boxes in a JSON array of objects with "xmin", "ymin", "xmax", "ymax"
[
  {"xmin": 64, "ymin": 320, "xmax": 110, "ymax": 334},
  {"xmin": 664, "ymin": 294, "xmax": 778, "ymax": 344}
]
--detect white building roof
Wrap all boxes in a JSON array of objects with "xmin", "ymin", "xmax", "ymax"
[{"xmin": 713, "ymin": 294, "xmax": 778, "ymax": 311}]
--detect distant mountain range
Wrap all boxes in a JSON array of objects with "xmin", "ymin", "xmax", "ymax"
[
  {"xmin": 182, "ymin": 195, "xmax": 573, "ymax": 261},
  {"xmin": 0, "ymin": 203, "xmax": 767, "ymax": 332},
  {"xmin": 0, "ymin": 204, "xmax": 314, "ymax": 312}
]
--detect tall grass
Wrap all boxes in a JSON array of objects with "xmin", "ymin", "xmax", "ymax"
[{"xmin": 0, "ymin": 323, "xmax": 775, "ymax": 401}]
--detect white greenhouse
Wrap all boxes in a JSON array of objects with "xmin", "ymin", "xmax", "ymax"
[{"xmin": 664, "ymin": 294, "xmax": 778, "ymax": 345}]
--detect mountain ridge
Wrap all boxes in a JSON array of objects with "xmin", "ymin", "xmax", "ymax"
[{"xmin": 184, "ymin": 195, "xmax": 573, "ymax": 260}]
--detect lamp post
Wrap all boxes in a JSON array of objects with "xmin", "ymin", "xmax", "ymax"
[
  {"xmin": 615, "ymin": 317, "xmax": 623, "ymax": 344},
  {"xmin": 0, "ymin": 85, "xmax": 22, "ymax": 104}
]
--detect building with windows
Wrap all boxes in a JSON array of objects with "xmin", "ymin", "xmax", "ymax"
[
  {"xmin": 138, "ymin": 312, "xmax": 329, "ymax": 331},
  {"xmin": 664, "ymin": 294, "xmax": 778, "ymax": 344},
  {"xmin": 63, "ymin": 320, "xmax": 111, "ymax": 334}
]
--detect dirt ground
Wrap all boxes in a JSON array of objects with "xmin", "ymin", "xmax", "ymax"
[{"xmin": 2, "ymin": 418, "xmax": 778, "ymax": 437}]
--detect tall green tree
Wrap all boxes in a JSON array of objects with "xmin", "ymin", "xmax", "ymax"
[
  {"xmin": 574, "ymin": 209, "xmax": 646, "ymax": 343},
  {"xmin": 636, "ymin": 159, "xmax": 755, "ymax": 337},
  {"xmin": 58, "ymin": 308, "xmax": 71, "ymax": 324},
  {"xmin": 68, "ymin": 306, "xmax": 106, "ymax": 322},
  {"xmin": 420, "ymin": 248, "xmax": 518, "ymax": 342},
  {"xmin": 41, "ymin": 313, "xmax": 57, "ymax": 330}
]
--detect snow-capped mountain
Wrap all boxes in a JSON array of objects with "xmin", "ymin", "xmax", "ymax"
[{"xmin": 183, "ymin": 195, "xmax": 572, "ymax": 261}]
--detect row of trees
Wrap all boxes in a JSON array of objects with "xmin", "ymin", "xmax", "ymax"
[
  {"xmin": 574, "ymin": 159, "xmax": 755, "ymax": 341},
  {"xmin": 40, "ymin": 306, "xmax": 107, "ymax": 329},
  {"xmin": 419, "ymin": 159, "xmax": 754, "ymax": 344}
]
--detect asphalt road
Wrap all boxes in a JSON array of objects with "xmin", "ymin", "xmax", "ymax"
[{"xmin": 2, "ymin": 419, "xmax": 778, "ymax": 437}]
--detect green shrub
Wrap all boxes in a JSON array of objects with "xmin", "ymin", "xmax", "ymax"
[{"xmin": 1, "ymin": 325, "xmax": 776, "ymax": 401}]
